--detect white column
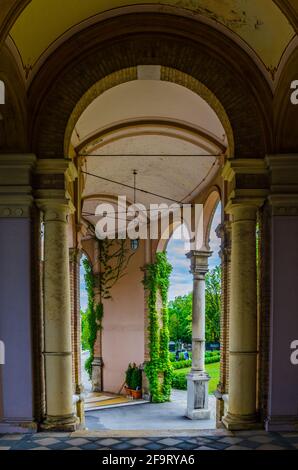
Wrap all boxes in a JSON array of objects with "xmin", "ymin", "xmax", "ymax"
[{"xmin": 186, "ymin": 250, "xmax": 211, "ymax": 420}]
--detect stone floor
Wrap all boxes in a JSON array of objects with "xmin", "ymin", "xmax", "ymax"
[
  {"xmin": 0, "ymin": 430, "xmax": 298, "ymax": 450},
  {"xmin": 85, "ymin": 390, "xmax": 216, "ymax": 430}
]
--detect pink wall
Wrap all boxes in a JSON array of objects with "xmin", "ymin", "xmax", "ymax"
[{"xmin": 102, "ymin": 240, "xmax": 145, "ymax": 393}]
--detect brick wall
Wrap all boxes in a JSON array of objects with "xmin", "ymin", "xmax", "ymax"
[{"xmin": 69, "ymin": 249, "xmax": 82, "ymax": 394}]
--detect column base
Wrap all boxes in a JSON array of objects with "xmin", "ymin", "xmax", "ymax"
[
  {"xmin": 186, "ymin": 408, "xmax": 211, "ymax": 420},
  {"xmin": 40, "ymin": 414, "xmax": 78, "ymax": 432},
  {"xmin": 186, "ymin": 371, "xmax": 211, "ymax": 420},
  {"xmin": 222, "ymin": 412, "xmax": 261, "ymax": 430},
  {"xmin": 74, "ymin": 385, "xmax": 86, "ymax": 429}
]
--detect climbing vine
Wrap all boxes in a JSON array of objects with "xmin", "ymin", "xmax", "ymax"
[
  {"xmin": 143, "ymin": 252, "xmax": 173, "ymax": 402},
  {"xmin": 83, "ymin": 238, "xmax": 134, "ymax": 378}
]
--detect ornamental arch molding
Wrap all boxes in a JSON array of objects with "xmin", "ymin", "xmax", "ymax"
[{"xmin": 28, "ymin": 14, "xmax": 273, "ymax": 159}]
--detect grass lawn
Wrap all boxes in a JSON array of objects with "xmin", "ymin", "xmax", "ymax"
[{"xmin": 172, "ymin": 361, "xmax": 220, "ymax": 394}]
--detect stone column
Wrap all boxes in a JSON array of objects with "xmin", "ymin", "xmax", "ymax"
[
  {"xmin": 186, "ymin": 250, "xmax": 212, "ymax": 420},
  {"xmin": 37, "ymin": 193, "xmax": 77, "ymax": 431},
  {"xmin": 222, "ymin": 201, "xmax": 261, "ymax": 430}
]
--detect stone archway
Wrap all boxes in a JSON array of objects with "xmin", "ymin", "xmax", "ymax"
[
  {"xmin": 28, "ymin": 12, "xmax": 273, "ymax": 159},
  {"xmin": 28, "ymin": 11, "xmax": 274, "ymax": 432}
]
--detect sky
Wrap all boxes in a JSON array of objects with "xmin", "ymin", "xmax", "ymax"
[
  {"xmin": 167, "ymin": 203, "xmax": 221, "ymax": 300},
  {"xmin": 80, "ymin": 203, "xmax": 221, "ymax": 309}
]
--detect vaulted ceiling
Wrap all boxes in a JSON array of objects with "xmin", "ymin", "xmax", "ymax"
[{"xmin": 6, "ymin": 0, "xmax": 297, "ymax": 81}]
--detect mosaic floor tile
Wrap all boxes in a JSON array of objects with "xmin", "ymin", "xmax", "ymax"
[{"xmin": 0, "ymin": 431, "xmax": 297, "ymax": 451}]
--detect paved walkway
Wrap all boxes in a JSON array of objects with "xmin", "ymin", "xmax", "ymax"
[
  {"xmin": 1, "ymin": 430, "xmax": 298, "ymax": 450},
  {"xmin": 85, "ymin": 390, "xmax": 216, "ymax": 431}
]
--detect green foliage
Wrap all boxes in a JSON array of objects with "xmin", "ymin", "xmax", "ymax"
[
  {"xmin": 125, "ymin": 363, "xmax": 142, "ymax": 390},
  {"xmin": 168, "ymin": 294, "xmax": 192, "ymax": 344},
  {"xmin": 143, "ymin": 252, "xmax": 173, "ymax": 403},
  {"xmin": 125, "ymin": 363, "xmax": 134, "ymax": 389},
  {"xmin": 167, "ymin": 266, "xmax": 221, "ymax": 344},
  {"xmin": 172, "ymin": 359, "xmax": 192, "ymax": 369},
  {"xmin": 82, "ymin": 258, "xmax": 97, "ymax": 379},
  {"xmin": 169, "ymin": 350, "xmax": 220, "ymax": 365},
  {"xmin": 172, "ymin": 362, "xmax": 220, "ymax": 392},
  {"xmin": 171, "ymin": 353, "xmax": 220, "ymax": 371},
  {"xmin": 204, "ymin": 266, "xmax": 221, "ymax": 343},
  {"xmin": 81, "ymin": 309, "xmax": 90, "ymax": 351},
  {"xmin": 131, "ymin": 367, "xmax": 142, "ymax": 390},
  {"xmin": 172, "ymin": 371, "xmax": 187, "ymax": 390}
]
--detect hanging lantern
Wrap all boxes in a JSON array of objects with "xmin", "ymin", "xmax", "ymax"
[{"xmin": 131, "ymin": 238, "xmax": 139, "ymax": 251}]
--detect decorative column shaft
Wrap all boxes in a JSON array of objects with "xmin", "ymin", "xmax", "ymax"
[
  {"xmin": 186, "ymin": 250, "xmax": 212, "ymax": 420},
  {"xmin": 223, "ymin": 202, "xmax": 261, "ymax": 430},
  {"xmin": 37, "ymin": 195, "xmax": 77, "ymax": 431}
]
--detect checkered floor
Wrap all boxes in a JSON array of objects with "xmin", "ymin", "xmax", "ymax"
[{"xmin": 1, "ymin": 431, "xmax": 298, "ymax": 450}]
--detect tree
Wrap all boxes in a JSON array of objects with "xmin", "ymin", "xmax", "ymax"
[
  {"xmin": 168, "ymin": 266, "xmax": 221, "ymax": 345},
  {"xmin": 80, "ymin": 309, "xmax": 89, "ymax": 351},
  {"xmin": 168, "ymin": 293, "xmax": 192, "ymax": 344},
  {"xmin": 205, "ymin": 266, "xmax": 221, "ymax": 342}
]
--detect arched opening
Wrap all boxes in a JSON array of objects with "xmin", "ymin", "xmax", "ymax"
[
  {"xmin": 68, "ymin": 74, "xmax": 228, "ymax": 430},
  {"xmin": 1, "ymin": 0, "xmax": 297, "ymax": 447}
]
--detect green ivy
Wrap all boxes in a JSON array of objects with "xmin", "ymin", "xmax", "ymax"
[{"xmin": 143, "ymin": 252, "xmax": 173, "ymax": 402}]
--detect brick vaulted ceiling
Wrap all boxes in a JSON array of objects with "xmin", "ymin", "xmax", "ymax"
[{"xmin": 4, "ymin": 0, "xmax": 298, "ymax": 83}]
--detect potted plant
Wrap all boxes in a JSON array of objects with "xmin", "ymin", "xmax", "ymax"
[
  {"xmin": 125, "ymin": 363, "xmax": 142, "ymax": 399},
  {"xmin": 125, "ymin": 363, "xmax": 134, "ymax": 396}
]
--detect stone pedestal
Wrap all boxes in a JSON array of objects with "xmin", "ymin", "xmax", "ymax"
[
  {"xmin": 92, "ymin": 357, "xmax": 103, "ymax": 392},
  {"xmin": 186, "ymin": 371, "xmax": 211, "ymax": 420}
]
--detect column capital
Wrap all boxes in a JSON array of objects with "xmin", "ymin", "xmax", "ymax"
[
  {"xmin": 225, "ymin": 197, "xmax": 264, "ymax": 221},
  {"xmin": 187, "ymin": 250, "xmax": 212, "ymax": 277},
  {"xmin": 36, "ymin": 189, "xmax": 75, "ymax": 222}
]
